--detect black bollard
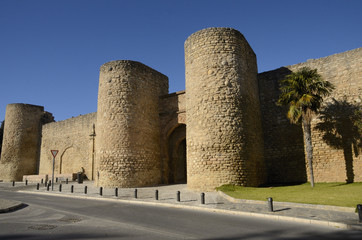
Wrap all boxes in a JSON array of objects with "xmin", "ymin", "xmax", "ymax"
[
  {"xmin": 134, "ymin": 189, "xmax": 138, "ymax": 199},
  {"xmin": 268, "ymin": 197, "xmax": 274, "ymax": 212},
  {"xmin": 41, "ymin": 179, "xmax": 43, "ymax": 184},
  {"xmin": 66, "ymin": 178, "xmax": 68, "ymax": 184},
  {"xmin": 71, "ymin": 185, "xmax": 74, "ymax": 193},
  {"xmin": 37, "ymin": 183, "xmax": 40, "ymax": 190},
  {"xmin": 100, "ymin": 187, "xmax": 103, "ymax": 196},
  {"xmin": 201, "ymin": 193, "xmax": 205, "ymax": 204},
  {"xmin": 25, "ymin": 180, "xmax": 28, "ymax": 186},
  {"xmin": 12, "ymin": 181, "xmax": 15, "ymax": 187},
  {"xmin": 177, "ymin": 191, "xmax": 181, "ymax": 202},
  {"xmin": 56, "ymin": 177, "xmax": 58, "ymax": 183},
  {"xmin": 84, "ymin": 186, "xmax": 88, "ymax": 194},
  {"xmin": 357, "ymin": 204, "xmax": 362, "ymax": 223},
  {"xmin": 115, "ymin": 188, "xmax": 118, "ymax": 197},
  {"xmin": 47, "ymin": 184, "xmax": 50, "ymax": 191},
  {"xmin": 155, "ymin": 190, "xmax": 159, "ymax": 200},
  {"xmin": 59, "ymin": 184, "xmax": 62, "ymax": 192}
]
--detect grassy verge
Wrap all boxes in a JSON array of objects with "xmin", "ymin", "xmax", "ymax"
[{"xmin": 216, "ymin": 182, "xmax": 362, "ymax": 208}]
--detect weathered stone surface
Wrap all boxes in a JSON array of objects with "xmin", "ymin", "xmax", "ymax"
[
  {"xmin": 0, "ymin": 104, "xmax": 45, "ymax": 181},
  {"xmin": 95, "ymin": 60, "xmax": 168, "ymax": 188},
  {"xmin": 185, "ymin": 28, "xmax": 267, "ymax": 190},
  {"xmin": 0, "ymin": 28, "xmax": 360, "ymax": 190},
  {"xmin": 38, "ymin": 112, "xmax": 97, "ymax": 180},
  {"xmin": 259, "ymin": 48, "xmax": 362, "ymax": 183},
  {"xmin": 22, "ymin": 174, "xmax": 48, "ymax": 183},
  {"xmin": 159, "ymin": 91, "xmax": 186, "ymax": 184}
]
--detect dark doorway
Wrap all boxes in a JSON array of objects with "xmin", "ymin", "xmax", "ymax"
[{"xmin": 168, "ymin": 124, "xmax": 186, "ymax": 184}]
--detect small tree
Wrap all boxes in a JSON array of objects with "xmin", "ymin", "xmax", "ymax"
[{"xmin": 277, "ymin": 67, "xmax": 334, "ymax": 187}]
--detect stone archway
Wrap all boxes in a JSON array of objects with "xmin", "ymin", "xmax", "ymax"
[
  {"xmin": 168, "ymin": 124, "xmax": 186, "ymax": 184},
  {"xmin": 60, "ymin": 146, "xmax": 85, "ymax": 176}
]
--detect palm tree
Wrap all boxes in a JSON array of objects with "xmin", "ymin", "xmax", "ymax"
[{"xmin": 277, "ymin": 67, "xmax": 334, "ymax": 187}]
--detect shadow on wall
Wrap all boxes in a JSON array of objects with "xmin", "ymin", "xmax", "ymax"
[
  {"xmin": 259, "ymin": 67, "xmax": 306, "ymax": 184},
  {"xmin": 167, "ymin": 124, "xmax": 186, "ymax": 184},
  {"xmin": 315, "ymin": 98, "xmax": 362, "ymax": 183}
]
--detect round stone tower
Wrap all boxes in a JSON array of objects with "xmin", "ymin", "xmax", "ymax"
[
  {"xmin": 185, "ymin": 28, "xmax": 266, "ymax": 190},
  {"xmin": 0, "ymin": 103, "xmax": 45, "ymax": 181},
  {"xmin": 96, "ymin": 60, "xmax": 168, "ymax": 187}
]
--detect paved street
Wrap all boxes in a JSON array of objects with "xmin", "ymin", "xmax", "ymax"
[
  {"xmin": 3, "ymin": 181, "xmax": 361, "ymax": 228},
  {"xmin": 1, "ymin": 189, "xmax": 362, "ymax": 240}
]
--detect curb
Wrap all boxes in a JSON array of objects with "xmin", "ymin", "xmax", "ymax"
[
  {"xmin": 17, "ymin": 190, "xmax": 362, "ymax": 231},
  {"xmin": 0, "ymin": 199, "xmax": 25, "ymax": 213},
  {"xmin": 217, "ymin": 191, "xmax": 356, "ymax": 213}
]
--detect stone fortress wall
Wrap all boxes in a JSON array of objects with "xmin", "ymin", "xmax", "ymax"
[
  {"xmin": 0, "ymin": 27, "xmax": 361, "ymax": 191},
  {"xmin": 159, "ymin": 90, "xmax": 186, "ymax": 184},
  {"xmin": 38, "ymin": 112, "xmax": 97, "ymax": 180},
  {"xmin": 259, "ymin": 48, "xmax": 362, "ymax": 183}
]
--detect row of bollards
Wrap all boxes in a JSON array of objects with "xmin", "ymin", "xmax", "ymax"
[
  {"xmin": 17, "ymin": 180, "xmax": 208, "ymax": 204},
  {"xmin": 266, "ymin": 197, "xmax": 360, "ymax": 223},
  {"xmin": 10, "ymin": 179, "xmax": 362, "ymax": 222}
]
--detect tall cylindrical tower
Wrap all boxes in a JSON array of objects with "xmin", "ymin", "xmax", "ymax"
[
  {"xmin": 0, "ymin": 103, "xmax": 45, "ymax": 181},
  {"xmin": 185, "ymin": 28, "xmax": 266, "ymax": 190},
  {"xmin": 96, "ymin": 60, "xmax": 168, "ymax": 187}
]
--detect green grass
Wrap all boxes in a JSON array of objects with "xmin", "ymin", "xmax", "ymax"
[{"xmin": 217, "ymin": 182, "xmax": 362, "ymax": 208}]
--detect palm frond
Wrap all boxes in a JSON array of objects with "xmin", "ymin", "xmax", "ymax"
[
  {"xmin": 277, "ymin": 67, "xmax": 335, "ymax": 124},
  {"xmin": 287, "ymin": 104, "xmax": 302, "ymax": 123}
]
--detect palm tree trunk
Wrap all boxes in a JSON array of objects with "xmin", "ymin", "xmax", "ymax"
[{"xmin": 302, "ymin": 118, "xmax": 315, "ymax": 187}]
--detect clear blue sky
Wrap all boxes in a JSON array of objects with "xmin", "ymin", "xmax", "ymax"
[{"xmin": 1, "ymin": 0, "xmax": 361, "ymax": 121}]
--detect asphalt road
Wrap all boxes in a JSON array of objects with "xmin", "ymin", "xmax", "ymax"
[{"xmin": 0, "ymin": 190, "xmax": 361, "ymax": 240}]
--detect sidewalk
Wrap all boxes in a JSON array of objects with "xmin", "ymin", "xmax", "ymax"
[{"xmin": 1, "ymin": 181, "xmax": 361, "ymax": 231}]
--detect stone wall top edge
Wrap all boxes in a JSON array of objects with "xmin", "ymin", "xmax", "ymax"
[
  {"xmin": 6, "ymin": 103, "xmax": 44, "ymax": 110},
  {"xmin": 159, "ymin": 90, "xmax": 185, "ymax": 99},
  {"xmin": 184, "ymin": 27, "xmax": 255, "ymax": 57},
  {"xmin": 99, "ymin": 60, "xmax": 168, "ymax": 79},
  {"xmin": 258, "ymin": 47, "xmax": 362, "ymax": 76},
  {"xmin": 42, "ymin": 111, "xmax": 97, "ymax": 127},
  {"xmin": 185, "ymin": 27, "xmax": 242, "ymax": 42}
]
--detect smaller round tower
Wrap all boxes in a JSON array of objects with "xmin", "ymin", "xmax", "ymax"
[
  {"xmin": 96, "ymin": 60, "xmax": 168, "ymax": 187},
  {"xmin": 0, "ymin": 103, "xmax": 45, "ymax": 181}
]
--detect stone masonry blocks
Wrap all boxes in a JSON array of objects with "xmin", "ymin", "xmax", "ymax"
[
  {"xmin": 1, "ymin": 28, "xmax": 360, "ymax": 188},
  {"xmin": 0, "ymin": 104, "xmax": 44, "ymax": 181},
  {"xmin": 185, "ymin": 28, "xmax": 266, "ymax": 190},
  {"xmin": 96, "ymin": 60, "xmax": 168, "ymax": 187}
]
